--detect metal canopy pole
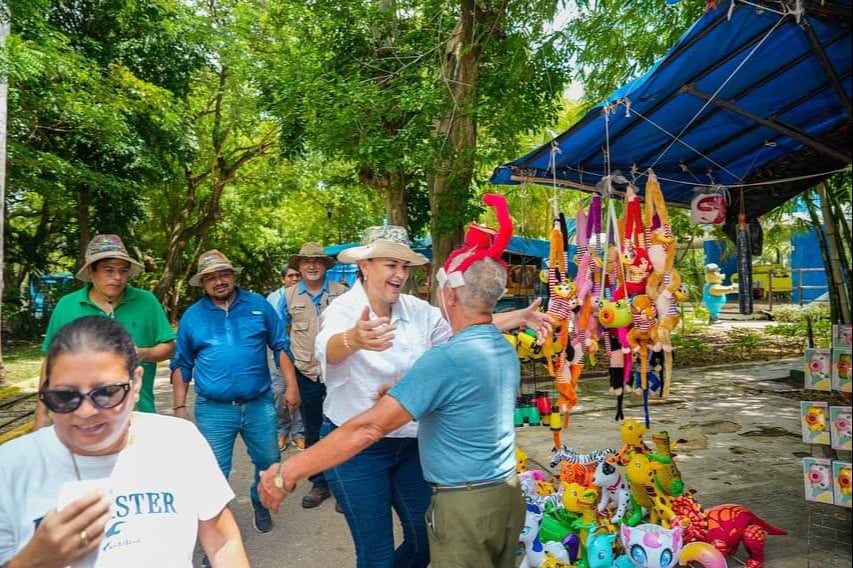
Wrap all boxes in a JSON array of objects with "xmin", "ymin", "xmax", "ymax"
[
  {"xmin": 800, "ymin": 15, "xmax": 853, "ymax": 122},
  {"xmin": 637, "ymin": 30, "xmax": 849, "ymax": 169},
  {"xmin": 682, "ymin": 85, "xmax": 852, "ymax": 163}
]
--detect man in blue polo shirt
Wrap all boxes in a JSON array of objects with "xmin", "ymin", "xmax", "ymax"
[
  {"xmin": 171, "ymin": 250, "xmax": 300, "ymax": 535},
  {"xmin": 259, "ymin": 257, "xmax": 526, "ymax": 567}
]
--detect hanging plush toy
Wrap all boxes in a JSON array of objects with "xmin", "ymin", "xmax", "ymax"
[
  {"xmin": 615, "ymin": 186, "xmax": 651, "ymax": 301},
  {"xmin": 547, "ymin": 212, "xmax": 578, "ymax": 360},
  {"xmin": 546, "ymin": 211, "xmax": 580, "ymax": 437},
  {"xmin": 572, "ymin": 206, "xmax": 592, "ymax": 380},
  {"xmin": 627, "ymin": 295, "xmax": 659, "ymax": 391},
  {"xmin": 644, "ymin": 170, "xmax": 681, "ymax": 398}
]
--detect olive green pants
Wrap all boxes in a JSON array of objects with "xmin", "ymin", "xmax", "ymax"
[{"xmin": 425, "ymin": 476, "xmax": 525, "ymax": 568}]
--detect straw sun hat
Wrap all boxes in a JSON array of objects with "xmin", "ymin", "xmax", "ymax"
[
  {"xmin": 76, "ymin": 234, "xmax": 144, "ymax": 282},
  {"xmin": 337, "ymin": 226, "xmax": 428, "ymax": 266}
]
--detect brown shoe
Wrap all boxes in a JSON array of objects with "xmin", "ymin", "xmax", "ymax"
[
  {"xmin": 294, "ymin": 438, "xmax": 305, "ymax": 451},
  {"xmin": 278, "ymin": 434, "xmax": 288, "ymax": 452},
  {"xmin": 301, "ymin": 486, "xmax": 331, "ymax": 509}
]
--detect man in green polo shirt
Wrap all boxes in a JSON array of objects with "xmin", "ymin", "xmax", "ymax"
[{"xmin": 34, "ymin": 235, "xmax": 175, "ymax": 428}]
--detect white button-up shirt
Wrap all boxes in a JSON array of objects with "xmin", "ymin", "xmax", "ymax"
[{"xmin": 315, "ymin": 280, "xmax": 452, "ymax": 438}]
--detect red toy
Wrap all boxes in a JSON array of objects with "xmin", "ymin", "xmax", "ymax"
[
  {"xmin": 673, "ymin": 501, "xmax": 787, "ymax": 568},
  {"xmin": 437, "ymin": 193, "xmax": 512, "ymax": 288}
]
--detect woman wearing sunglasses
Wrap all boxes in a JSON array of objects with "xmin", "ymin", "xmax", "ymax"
[{"xmin": 0, "ymin": 316, "xmax": 249, "ymax": 567}]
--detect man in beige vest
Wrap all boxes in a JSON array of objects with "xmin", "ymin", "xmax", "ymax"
[{"xmin": 275, "ymin": 243, "xmax": 346, "ymax": 509}]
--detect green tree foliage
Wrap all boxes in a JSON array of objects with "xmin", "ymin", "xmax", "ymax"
[
  {"xmin": 256, "ymin": 0, "xmax": 573, "ymax": 245},
  {"xmin": 558, "ymin": 0, "xmax": 703, "ymax": 103},
  {"xmin": 3, "ymin": 0, "xmax": 199, "ymax": 290}
]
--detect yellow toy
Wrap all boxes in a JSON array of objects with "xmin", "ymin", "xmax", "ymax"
[
  {"xmin": 644, "ymin": 170, "xmax": 681, "ymax": 397},
  {"xmin": 650, "ymin": 431, "xmax": 685, "ymax": 497},
  {"xmin": 625, "ymin": 452, "xmax": 679, "ymax": 528},
  {"xmin": 617, "ymin": 418, "xmax": 652, "ymax": 466},
  {"xmin": 562, "ymin": 482, "xmax": 600, "ymax": 565},
  {"xmin": 516, "ymin": 447, "xmax": 528, "ymax": 474},
  {"xmin": 541, "ymin": 553, "xmax": 573, "ymax": 568}
]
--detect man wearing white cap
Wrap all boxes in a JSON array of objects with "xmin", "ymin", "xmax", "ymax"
[{"xmin": 34, "ymin": 234, "xmax": 175, "ymax": 428}]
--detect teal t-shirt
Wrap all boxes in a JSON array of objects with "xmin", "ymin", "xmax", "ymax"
[
  {"xmin": 389, "ymin": 323, "xmax": 519, "ymax": 485},
  {"xmin": 42, "ymin": 285, "xmax": 176, "ymax": 413}
]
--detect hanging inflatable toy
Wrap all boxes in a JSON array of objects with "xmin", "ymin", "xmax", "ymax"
[{"xmin": 643, "ymin": 170, "xmax": 682, "ymax": 398}]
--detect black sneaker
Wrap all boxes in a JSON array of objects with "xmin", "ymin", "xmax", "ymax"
[
  {"xmin": 201, "ymin": 554, "xmax": 211, "ymax": 567},
  {"xmin": 252, "ymin": 502, "xmax": 273, "ymax": 533}
]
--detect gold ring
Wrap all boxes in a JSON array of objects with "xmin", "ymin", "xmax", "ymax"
[{"xmin": 79, "ymin": 529, "xmax": 89, "ymax": 548}]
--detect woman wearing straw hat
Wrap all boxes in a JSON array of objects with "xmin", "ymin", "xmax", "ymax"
[
  {"xmin": 35, "ymin": 234, "xmax": 176, "ymax": 429},
  {"xmin": 285, "ymin": 225, "xmax": 549, "ymax": 567}
]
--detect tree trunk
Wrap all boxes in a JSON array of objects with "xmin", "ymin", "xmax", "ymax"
[
  {"xmin": 0, "ymin": 21, "xmax": 9, "ymax": 384},
  {"xmin": 78, "ymin": 184, "xmax": 91, "ymax": 269},
  {"xmin": 428, "ymin": 0, "xmax": 482, "ymax": 303},
  {"xmin": 828, "ymin": 185, "xmax": 853, "ymax": 307},
  {"xmin": 805, "ymin": 189, "xmax": 839, "ymax": 322},
  {"xmin": 152, "ymin": 63, "xmax": 274, "ymax": 312},
  {"xmin": 817, "ymin": 182, "xmax": 851, "ymax": 323},
  {"xmin": 359, "ymin": 168, "xmax": 408, "ymax": 229},
  {"xmin": 384, "ymin": 174, "xmax": 408, "ymax": 228}
]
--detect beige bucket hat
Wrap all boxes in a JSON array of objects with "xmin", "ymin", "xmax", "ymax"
[
  {"xmin": 189, "ymin": 249, "xmax": 242, "ymax": 287},
  {"xmin": 338, "ymin": 225, "xmax": 428, "ymax": 266},
  {"xmin": 288, "ymin": 242, "xmax": 336, "ymax": 271},
  {"xmin": 76, "ymin": 234, "xmax": 144, "ymax": 282}
]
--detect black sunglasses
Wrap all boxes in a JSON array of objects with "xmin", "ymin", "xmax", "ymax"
[{"xmin": 39, "ymin": 383, "xmax": 132, "ymax": 414}]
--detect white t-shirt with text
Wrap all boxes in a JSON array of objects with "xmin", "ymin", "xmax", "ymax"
[{"xmin": 0, "ymin": 412, "xmax": 234, "ymax": 567}]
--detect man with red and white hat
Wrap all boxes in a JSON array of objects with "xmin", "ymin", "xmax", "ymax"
[{"xmin": 260, "ymin": 195, "xmax": 543, "ymax": 567}]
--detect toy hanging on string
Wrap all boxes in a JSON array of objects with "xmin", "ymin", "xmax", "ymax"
[
  {"xmin": 615, "ymin": 185, "xmax": 652, "ymax": 301},
  {"xmin": 596, "ymin": 178, "xmax": 634, "ymax": 421},
  {"xmin": 545, "ymin": 209, "xmax": 579, "ymax": 439},
  {"xmin": 644, "ymin": 170, "xmax": 682, "ymax": 398}
]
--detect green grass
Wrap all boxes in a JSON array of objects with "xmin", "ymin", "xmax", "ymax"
[{"xmin": 1, "ymin": 342, "xmax": 43, "ymax": 397}]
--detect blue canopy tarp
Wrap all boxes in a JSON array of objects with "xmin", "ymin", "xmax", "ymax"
[{"xmin": 491, "ymin": 0, "xmax": 851, "ymax": 225}]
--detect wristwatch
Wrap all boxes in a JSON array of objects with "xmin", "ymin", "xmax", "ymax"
[{"xmin": 274, "ymin": 462, "xmax": 293, "ymax": 493}]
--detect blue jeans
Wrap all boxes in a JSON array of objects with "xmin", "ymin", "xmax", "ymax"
[
  {"xmin": 195, "ymin": 390, "xmax": 278, "ymax": 508},
  {"xmin": 321, "ymin": 419, "xmax": 430, "ymax": 568},
  {"xmin": 270, "ymin": 369, "xmax": 304, "ymax": 440},
  {"xmin": 297, "ymin": 370, "xmax": 327, "ymax": 489}
]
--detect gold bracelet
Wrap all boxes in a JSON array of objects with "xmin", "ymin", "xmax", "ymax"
[{"xmin": 342, "ymin": 331, "xmax": 352, "ymax": 351}]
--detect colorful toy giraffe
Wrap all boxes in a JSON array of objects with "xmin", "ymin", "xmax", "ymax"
[
  {"xmin": 625, "ymin": 452, "xmax": 680, "ymax": 528},
  {"xmin": 562, "ymin": 482, "xmax": 600, "ymax": 568}
]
